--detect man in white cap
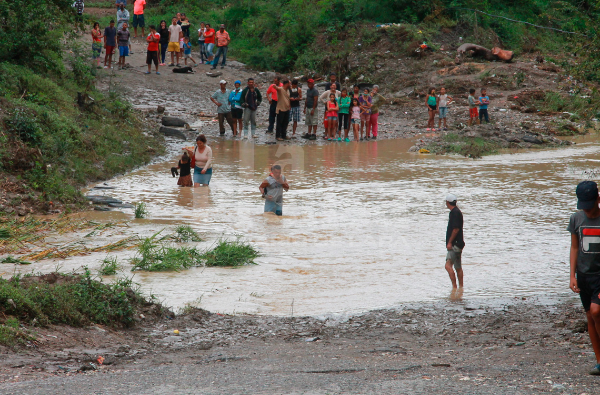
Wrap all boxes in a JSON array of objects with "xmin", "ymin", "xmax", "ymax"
[
  {"xmin": 445, "ymin": 193, "xmax": 464, "ymax": 288},
  {"xmin": 210, "ymin": 80, "xmax": 235, "ymax": 136}
]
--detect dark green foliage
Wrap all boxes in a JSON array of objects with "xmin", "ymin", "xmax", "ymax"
[
  {"xmin": 0, "ymin": 270, "xmax": 144, "ymax": 329},
  {"xmin": 201, "ymin": 239, "xmax": 259, "ymax": 267}
]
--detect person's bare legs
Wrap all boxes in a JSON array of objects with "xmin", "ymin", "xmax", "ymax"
[
  {"xmin": 237, "ymin": 119, "xmax": 243, "ymax": 135},
  {"xmin": 170, "ymin": 51, "xmax": 175, "ymax": 65},
  {"xmin": 445, "ymin": 259, "xmax": 457, "ymax": 288},
  {"xmin": 353, "ymin": 124, "xmax": 359, "ymax": 140},
  {"xmin": 176, "ymin": 52, "xmax": 180, "ymax": 65},
  {"xmin": 588, "ymin": 305, "xmax": 600, "ymax": 364},
  {"xmin": 365, "ymin": 120, "xmax": 371, "ymax": 138},
  {"xmin": 292, "ymin": 121, "xmax": 297, "ymax": 136},
  {"xmin": 134, "ymin": 27, "xmax": 138, "ymax": 37},
  {"xmin": 456, "ymin": 268, "xmax": 463, "ymax": 287},
  {"xmin": 360, "ymin": 120, "xmax": 365, "ymax": 139}
]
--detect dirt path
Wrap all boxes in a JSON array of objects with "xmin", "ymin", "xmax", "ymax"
[{"xmin": 0, "ymin": 296, "xmax": 597, "ymax": 393}]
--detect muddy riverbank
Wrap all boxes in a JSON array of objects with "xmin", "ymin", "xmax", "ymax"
[{"xmin": 0, "ymin": 296, "xmax": 597, "ymax": 393}]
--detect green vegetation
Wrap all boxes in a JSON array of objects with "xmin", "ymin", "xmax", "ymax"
[
  {"xmin": 202, "ymin": 239, "xmax": 259, "ymax": 267},
  {"xmin": 0, "ymin": 256, "xmax": 32, "ymax": 265},
  {"xmin": 173, "ymin": 225, "xmax": 203, "ymax": 242},
  {"xmin": 130, "ymin": 233, "xmax": 258, "ymax": 271},
  {"xmin": 0, "ymin": 269, "xmax": 151, "ymax": 334},
  {"xmin": 99, "ymin": 256, "xmax": 120, "ymax": 275},
  {"xmin": 0, "ymin": 229, "xmax": 10, "ymax": 240},
  {"xmin": 0, "ymin": 0, "xmax": 164, "ymax": 210},
  {"xmin": 134, "ymin": 202, "xmax": 149, "ymax": 219},
  {"xmin": 429, "ymin": 133, "xmax": 499, "ymax": 158}
]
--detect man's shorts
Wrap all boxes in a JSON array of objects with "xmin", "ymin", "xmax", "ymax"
[
  {"xmin": 360, "ymin": 113, "xmax": 370, "ymax": 122},
  {"xmin": 146, "ymin": 50, "xmax": 158, "ymax": 66},
  {"xmin": 291, "ymin": 106, "xmax": 301, "ymax": 122},
  {"xmin": 469, "ymin": 107, "xmax": 478, "ymax": 118},
  {"xmin": 231, "ymin": 108, "xmax": 243, "ymax": 119},
  {"xmin": 305, "ymin": 108, "xmax": 319, "ymax": 126},
  {"xmin": 446, "ymin": 245, "xmax": 462, "ymax": 270},
  {"xmin": 167, "ymin": 42, "xmax": 180, "ymax": 52},
  {"xmin": 105, "ymin": 45, "xmax": 115, "ymax": 55},
  {"xmin": 439, "ymin": 107, "xmax": 448, "ymax": 119},
  {"xmin": 264, "ymin": 200, "xmax": 282, "ymax": 216},
  {"xmin": 577, "ymin": 272, "xmax": 600, "ymax": 312},
  {"xmin": 132, "ymin": 14, "xmax": 145, "ymax": 28},
  {"xmin": 119, "ymin": 46, "xmax": 129, "ymax": 57}
]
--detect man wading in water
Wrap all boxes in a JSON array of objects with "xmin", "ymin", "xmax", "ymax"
[
  {"xmin": 568, "ymin": 181, "xmax": 600, "ymax": 375},
  {"xmin": 445, "ymin": 194, "xmax": 464, "ymax": 289}
]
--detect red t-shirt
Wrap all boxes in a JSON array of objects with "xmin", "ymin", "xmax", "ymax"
[
  {"xmin": 204, "ymin": 28, "xmax": 215, "ymax": 44},
  {"xmin": 267, "ymin": 83, "xmax": 283, "ymax": 101},
  {"xmin": 147, "ymin": 32, "xmax": 160, "ymax": 51}
]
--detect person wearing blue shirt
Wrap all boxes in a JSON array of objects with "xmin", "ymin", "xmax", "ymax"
[
  {"xmin": 478, "ymin": 88, "xmax": 490, "ymax": 124},
  {"xmin": 229, "ymin": 81, "xmax": 244, "ymax": 136},
  {"xmin": 182, "ymin": 37, "xmax": 198, "ymax": 66}
]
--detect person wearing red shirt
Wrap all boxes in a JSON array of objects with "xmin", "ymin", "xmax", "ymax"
[
  {"xmin": 204, "ymin": 23, "xmax": 216, "ymax": 63},
  {"xmin": 211, "ymin": 24, "xmax": 231, "ymax": 70},
  {"xmin": 145, "ymin": 25, "xmax": 160, "ymax": 74},
  {"xmin": 132, "ymin": 0, "xmax": 146, "ymax": 37},
  {"xmin": 266, "ymin": 76, "xmax": 282, "ymax": 134}
]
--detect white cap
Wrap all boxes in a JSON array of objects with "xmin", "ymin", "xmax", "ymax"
[
  {"xmin": 219, "ymin": 80, "xmax": 227, "ymax": 84},
  {"xmin": 446, "ymin": 193, "xmax": 457, "ymax": 202}
]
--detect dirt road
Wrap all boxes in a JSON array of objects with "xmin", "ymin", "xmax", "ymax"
[{"xmin": 0, "ymin": 296, "xmax": 597, "ymax": 394}]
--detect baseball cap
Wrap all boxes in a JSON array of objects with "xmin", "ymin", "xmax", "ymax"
[
  {"xmin": 234, "ymin": 80, "xmax": 241, "ymax": 85},
  {"xmin": 307, "ymin": 78, "xmax": 314, "ymax": 83},
  {"xmin": 220, "ymin": 24, "xmax": 225, "ymax": 28},
  {"xmin": 446, "ymin": 193, "xmax": 457, "ymax": 202},
  {"xmin": 219, "ymin": 80, "xmax": 227, "ymax": 84},
  {"xmin": 576, "ymin": 181, "xmax": 599, "ymax": 210}
]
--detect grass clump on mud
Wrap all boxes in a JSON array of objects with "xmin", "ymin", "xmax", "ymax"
[
  {"xmin": 0, "ymin": 269, "xmax": 159, "ymax": 337},
  {"xmin": 130, "ymin": 233, "xmax": 258, "ymax": 272},
  {"xmin": 428, "ymin": 133, "xmax": 499, "ymax": 158},
  {"xmin": 173, "ymin": 225, "xmax": 202, "ymax": 242},
  {"xmin": 99, "ymin": 256, "xmax": 120, "ymax": 275}
]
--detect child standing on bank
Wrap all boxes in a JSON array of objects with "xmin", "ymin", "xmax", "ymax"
[
  {"xmin": 326, "ymin": 93, "xmax": 339, "ymax": 141},
  {"xmin": 259, "ymin": 165, "xmax": 289, "ymax": 216},
  {"xmin": 182, "ymin": 37, "xmax": 198, "ymax": 66},
  {"xmin": 425, "ymin": 87, "xmax": 437, "ymax": 131},
  {"xmin": 437, "ymin": 87, "xmax": 452, "ymax": 131},
  {"xmin": 350, "ymin": 97, "xmax": 361, "ymax": 141},
  {"xmin": 145, "ymin": 25, "xmax": 160, "ymax": 74},
  {"xmin": 338, "ymin": 88, "xmax": 351, "ymax": 141},
  {"xmin": 479, "ymin": 88, "xmax": 490, "ymax": 124},
  {"xmin": 468, "ymin": 88, "xmax": 478, "ymax": 126},
  {"xmin": 176, "ymin": 152, "xmax": 193, "ymax": 187}
]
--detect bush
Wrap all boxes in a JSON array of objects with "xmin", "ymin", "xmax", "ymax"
[{"xmin": 202, "ymin": 239, "xmax": 259, "ymax": 267}]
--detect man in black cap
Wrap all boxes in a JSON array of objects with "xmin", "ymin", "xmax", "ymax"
[
  {"xmin": 568, "ymin": 180, "xmax": 600, "ymax": 375},
  {"xmin": 445, "ymin": 193, "xmax": 464, "ymax": 289}
]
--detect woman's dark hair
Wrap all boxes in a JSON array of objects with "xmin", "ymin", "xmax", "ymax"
[
  {"xmin": 181, "ymin": 152, "xmax": 189, "ymax": 163},
  {"xmin": 341, "ymin": 88, "xmax": 347, "ymax": 93},
  {"xmin": 93, "ymin": 22, "xmax": 99, "ymax": 29},
  {"xmin": 428, "ymin": 87, "xmax": 435, "ymax": 95},
  {"xmin": 351, "ymin": 97, "xmax": 359, "ymax": 107},
  {"xmin": 353, "ymin": 84, "xmax": 360, "ymax": 89},
  {"xmin": 469, "ymin": 88, "xmax": 475, "ymax": 94},
  {"xmin": 160, "ymin": 20, "xmax": 167, "ymax": 27},
  {"xmin": 329, "ymin": 93, "xmax": 337, "ymax": 105},
  {"xmin": 363, "ymin": 88, "xmax": 370, "ymax": 93},
  {"xmin": 196, "ymin": 134, "xmax": 207, "ymax": 143}
]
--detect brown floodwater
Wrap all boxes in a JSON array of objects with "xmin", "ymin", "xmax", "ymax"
[{"xmin": 11, "ymin": 136, "xmax": 600, "ymax": 316}]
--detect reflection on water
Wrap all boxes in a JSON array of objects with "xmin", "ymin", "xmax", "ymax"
[{"xmin": 16, "ymin": 136, "xmax": 600, "ymax": 315}]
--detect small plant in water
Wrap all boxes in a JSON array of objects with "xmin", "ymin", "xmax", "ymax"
[
  {"xmin": 201, "ymin": 239, "xmax": 259, "ymax": 267},
  {"xmin": 131, "ymin": 232, "xmax": 203, "ymax": 272},
  {"xmin": 99, "ymin": 256, "xmax": 120, "ymax": 275},
  {"xmin": 134, "ymin": 202, "xmax": 148, "ymax": 219},
  {"xmin": 173, "ymin": 225, "xmax": 202, "ymax": 242}
]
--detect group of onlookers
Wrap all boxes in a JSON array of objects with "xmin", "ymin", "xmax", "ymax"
[
  {"xmin": 207, "ymin": 73, "xmax": 385, "ymax": 142},
  {"xmin": 90, "ymin": 1, "xmax": 231, "ymax": 73},
  {"xmin": 424, "ymin": 87, "xmax": 491, "ymax": 131}
]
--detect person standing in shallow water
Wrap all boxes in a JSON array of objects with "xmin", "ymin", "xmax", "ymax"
[
  {"xmin": 445, "ymin": 194, "xmax": 464, "ymax": 289},
  {"xmin": 259, "ymin": 165, "xmax": 289, "ymax": 216},
  {"xmin": 184, "ymin": 135, "xmax": 213, "ymax": 187},
  {"xmin": 568, "ymin": 181, "xmax": 600, "ymax": 375}
]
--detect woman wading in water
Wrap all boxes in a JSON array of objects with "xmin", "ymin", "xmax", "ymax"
[{"xmin": 185, "ymin": 134, "xmax": 213, "ymax": 187}]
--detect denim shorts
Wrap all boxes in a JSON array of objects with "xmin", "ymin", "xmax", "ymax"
[
  {"xmin": 205, "ymin": 43, "xmax": 215, "ymax": 55},
  {"xmin": 119, "ymin": 46, "xmax": 129, "ymax": 57},
  {"xmin": 327, "ymin": 116, "xmax": 338, "ymax": 122},
  {"xmin": 446, "ymin": 245, "xmax": 462, "ymax": 270},
  {"xmin": 351, "ymin": 118, "xmax": 360, "ymax": 125},
  {"xmin": 193, "ymin": 167, "xmax": 212, "ymax": 185},
  {"xmin": 439, "ymin": 107, "xmax": 448, "ymax": 118}
]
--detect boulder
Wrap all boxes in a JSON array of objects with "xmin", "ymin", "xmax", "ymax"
[
  {"xmin": 162, "ymin": 117, "xmax": 187, "ymax": 127},
  {"xmin": 86, "ymin": 196, "xmax": 122, "ymax": 205},
  {"xmin": 159, "ymin": 126, "xmax": 187, "ymax": 140}
]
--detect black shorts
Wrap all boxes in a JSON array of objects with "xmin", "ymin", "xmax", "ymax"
[
  {"xmin": 146, "ymin": 50, "xmax": 158, "ymax": 66},
  {"xmin": 577, "ymin": 272, "xmax": 600, "ymax": 311},
  {"xmin": 428, "ymin": 105, "xmax": 437, "ymax": 111},
  {"xmin": 231, "ymin": 108, "xmax": 243, "ymax": 119}
]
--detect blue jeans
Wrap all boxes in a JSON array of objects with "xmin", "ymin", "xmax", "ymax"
[
  {"xmin": 264, "ymin": 200, "xmax": 282, "ymax": 216},
  {"xmin": 212, "ymin": 46, "xmax": 228, "ymax": 67},
  {"xmin": 198, "ymin": 41, "xmax": 207, "ymax": 62},
  {"xmin": 193, "ymin": 167, "xmax": 212, "ymax": 185}
]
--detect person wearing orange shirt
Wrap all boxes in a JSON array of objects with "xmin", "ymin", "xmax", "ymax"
[
  {"xmin": 211, "ymin": 24, "xmax": 230, "ymax": 70},
  {"xmin": 266, "ymin": 76, "xmax": 282, "ymax": 134},
  {"xmin": 145, "ymin": 25, "xmax": 160, "ymax": 74},
  {"xmin": 132, "ymin": 0, "xmax": 145, "ymax": 37}
]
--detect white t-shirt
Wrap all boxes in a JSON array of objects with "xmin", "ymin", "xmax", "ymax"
[
  {"xmin": 168, "ymin": 24, "xmax": 182, "ymax": 43},
  {"xmin": 198, "ymin": 28, "xmax": 206, "ymax": 41},
  {"xmin": 438, "ymin": 94, "xmax": 448, "ymax": 107}
]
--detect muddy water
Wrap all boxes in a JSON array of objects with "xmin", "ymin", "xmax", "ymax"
[{"xmin": 17, "ymin": 137, "xmax": 600, "ymax": 316}]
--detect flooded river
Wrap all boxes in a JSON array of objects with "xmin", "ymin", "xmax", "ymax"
[{"xmin": 14, "ymin": 137, "xmax": 600, "ymax": 316}]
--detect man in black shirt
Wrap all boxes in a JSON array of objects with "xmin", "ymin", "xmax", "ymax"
[{"xmin": 445, "ymin": 194, "xmax": 464, "ymax": 288}]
